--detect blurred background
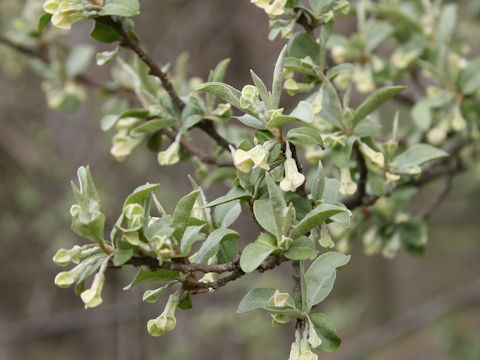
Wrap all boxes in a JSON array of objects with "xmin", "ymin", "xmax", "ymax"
[{"xmin": 0, "ymin": 0, "xmax": 479, "ymax": 359}]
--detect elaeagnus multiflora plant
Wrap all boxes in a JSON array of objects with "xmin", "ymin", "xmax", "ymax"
[{"xmin": 3, "ymin": 0, "xmax": 479, "ymax": 358}]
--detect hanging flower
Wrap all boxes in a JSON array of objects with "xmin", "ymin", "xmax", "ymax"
[
  {"xmin": 80, "ymin": 272, "xmax": 105, "ymax": 308},
  {"xmin": 280, "ymin": 143, "xmax": 305, "ymax": 192},
  {"xmin": 231, "ymin": 144, "xmax": 270, "ymax": 172}
]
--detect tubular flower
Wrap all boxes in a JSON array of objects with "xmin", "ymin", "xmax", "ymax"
[
  {"xmin": 359, "ymin": 143, "xmax": 385, "ymax": 169},
  {"xmin": 80, "ymin": 272, "xmax": 105, "ymax": 308},
  {"xmin": 147, "ymin": 292, "xmax": 180, "ymax": 336},
  {"xmin": 339, "ymin": 167, "xmax": 357, "ymax": 195},
  {"xmin": 54, "ymin": 261, "xmax": 89, "ymax": 287},
  {"xmin": 280, "ymin": 158, "xmax": 305, "ymax": 192},
  {"xmin": 231, "ymin": 144, "xmax": 270, "ymax": 172}
]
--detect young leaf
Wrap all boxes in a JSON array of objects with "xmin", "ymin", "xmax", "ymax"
[
  {"xmin": 237, "ymin": 288, "xmax": 276, "ymax": 313},
  {"xmin": 194, "ymin": 228, "xmax": 240, "ymax": 264},
  {"xmin": 143, "ymin": 282, "xmax": 177, "ymax": 303},
  {"xmin": 305, "ymin": 252, "xmax": 350, "ymax": 310},
  {"xmin": 213, "ymin": 200, "xmax": 242, "ymax": 228},
  {"xmin": 66, "ymin": 45, "xmax": 95, "ymax": 78},
  {"xmin": 272, "ymin": 45, "xmax": 287, "ymax": 109},
  {"xmin": 240, "ymin": 243, "xmax": 274, "ymax": 273},
  {"xmin": 352, "ymin": 86, "xmax": 406, "ymax": 127},
  {"xmin": 251, "ymin": 70, "xmax": 272, "ymax": 109}
]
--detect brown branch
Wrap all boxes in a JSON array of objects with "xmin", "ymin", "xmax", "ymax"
[
  {"xmin": 162, "ymin": 128, "xmax": 232, "ymax": 167},
  {"xmin": 101, "ymin": 17, "xmax": 231, "ymax": 151},
  {"xmin": 0, "ymin": 34, "xmax": 49, "ymax": 62},
  {"xmin": 340, "ymin": 144, "xmax": 370, "ymax": 209},
  {"xmin": 340, "ymin": 140, "xmax": 466, "ymax": 211},
  {"xmin": 418, "ymin": 170, "xmax": 454, "ymax": 220},
  {"xmin": 334, "ymin": 278, "xmax": 480, "ymax": 360},
  {"xmin": 121, "ymin": 253, "xmax": 286, "ymax": 295}
]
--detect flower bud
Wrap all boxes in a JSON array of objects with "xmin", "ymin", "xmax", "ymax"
[
  {"xmin": 319, "ymin": 225, "xmax": 334, "ymax": 249},
  {"xmin": 54, "ymin": 261, "xmax": 87, "ymax": 288},
  {"xmin": 53, "ymin": 245, "xmax": 84, "ymax": 266},
  {"xmin": 362, "ymin": 227, "xmax": 381, "ymax": 255},
  {"xmin": 124, "ymin": 203, "xmax": 145, "ymax": 228},
  {"xmin": 391, "ymin": 49, "xmax": 420, "ymax": 69},
  {"xmin": 240, "ymin": 85, "xmax": 259, "ymax": 109},
  {"xmin": 451, "ymin": 106, "xmax": 466, "ymax": 132}
]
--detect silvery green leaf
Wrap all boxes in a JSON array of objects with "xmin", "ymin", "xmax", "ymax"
[
  {"xmin": 392, "ymin": 144, "xmax": 448, "ymax": 171},
  {"xmin": 235, "ymin": 114, "xmax": 266, "ymax": 129},
  {"xmin": 265, "ymin": 173, "xmax": 287, "ymax": 239},
  {"xmin": 365, "ymin": 21, "xmax": 394, "ymax": 52},
  {"xmin": 318, "ymin": 73, "xmax": 344, "ymax": 128},
  {"xmin": 196, "ymin": 82, "xmax": 242, "ymax": 110},
  {"xmin": 290, "ymin": 204, "xmax": 347, "ymax": 239},
  {"xmin": 205, "ymin": 186, "xmax": 250, "ymax": 207},
  {"xmin": 288, "ymin": 33, "xmax": 321, "ymax": 64},
  {"xmin": 180, "ymin": 225, "xmax": 206, "ymax": 255},
  {"xmin": 266, "ymin": 115, "xmax": 298, "ymax": 128},
  {"xmin": 289, "ymin": 101, "xmax": 315, "ymax": 123},
  {"xmin": 206, "ymin": 58, "xmax": 231, "ymax": 108},
  {"xmin": 213, "ymin": 200, "xmax": 242, "ymax": 228},
  {"xmin": 130, "ymin": 119, "xmax": 176, "ymax": 136},
  {"xmin": 287, "ymin": 127, "xmax": 323, "ymax": 147},
  {"xmin": 309, "ymin": 0, "xmax": 334, "ymax": 14},
  {"xmin": 436, "ymin": 4, "xmax": 457, "ymax": 43},
  {"xmin": 253, "ymin": 199, "xmax": 276, "ymax": 234},
  {"xmin": 66, "ymin": 44, "xmax": 95, "ymax": 78},
  {"xmin": 310, "ymin": 161, "xmax": 325, "ymax": 201},
  {"xmin": 237, "ymin": 288, "xmax": 276, "ymax": 313},
  {"xmin": 352, "ymin": 86, "xmax": 406, "ymax": 127},
  {"xmin": 172, "ymin": 190, "xmax": 200, "ymax": 241},
  {"xmin": 194, "ymin": 228, "xmax": 239, "ymax": 264},
  {"xmin": 285, "ymin": 236, "xmax": 318, "ymax": 260},
  {"xmin": 272, "ymin": 45, "xmax": 287, "ymax": 109},
  {"xmin": 124, "ymin": 184, "xmax": 160, "ymax": 206},
  {"xmin": 326, "ymin": 63, "xmax": 354, "ymax": 80},
  {"xmin": 305, "ymin": 252, "xmax": 350, "ymax": 310},
  {"xmin": 310, "ymin": 313, "xmax": 342, "ymax": 352},
  {"xmin": 458, "ymin": 58, "xmax": 480, "ymax": 95},
  {"xmin": 370, "ymin": 5, "xmax": 423, "ymax": 32},
  {"xmin": 411, "ymin": 100, "xmax": 432, "ymax": 131},
  {"xmin": 123, "ymin": 268, "xmax": 181, "ymax": 290},
  {"xmin": 321, "ymin": 178, "xmax": 341, "ymax": 203},
  {"xmin": 240, "ymin": 243, "xmax": 274, "ymax": 273}
]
